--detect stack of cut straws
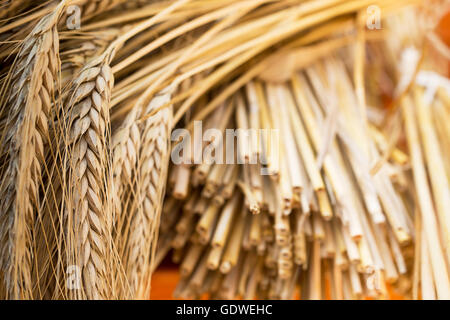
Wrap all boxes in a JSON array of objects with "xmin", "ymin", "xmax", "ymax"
[{"xmin": 0, "ymin": 0, "xmax": 448, "ymax": 300}]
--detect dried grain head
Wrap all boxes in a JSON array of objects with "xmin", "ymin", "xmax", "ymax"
[
  {"xmin": 0, "ymin": 4, "xmax": 64, "ymax": 299},
  {"xmin": 123, "ymin": 87, "xmax": 174, "ymax": 298},
  {"xmin": 64, "ymin": 52, "xmax": 116, "ymax": 299}
]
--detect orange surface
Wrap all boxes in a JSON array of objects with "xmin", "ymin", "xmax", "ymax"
[
  {"xmin": 150, "ymin": 267, "xmax": 406, "ymax": 300},
  {"xmin": 435, "ymin": 11, "xmax": 450, "ymax": 75},
  {"xmin": 437, "ymin": 11, "xmax": 450, "ymax": 46},
  {"xmin": 150, "ymin": 266, "xmax": 179, "ymax": 300}
]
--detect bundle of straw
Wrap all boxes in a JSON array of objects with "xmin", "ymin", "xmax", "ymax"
[{"xmin": 0, "ymin": 0, "xmax": 448, "ymax": 300}]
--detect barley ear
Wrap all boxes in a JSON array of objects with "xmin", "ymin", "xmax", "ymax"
[
  {"xmin": 125, "ymin": 87, "xmax": 174, "ymax": 299},
  {"xmin": 64, "ymin": 52, "xmax": 116, "ymax": 300},
  {"xmin": 0, "ymin": 4, "xmax": 65, "ymax": 299}
]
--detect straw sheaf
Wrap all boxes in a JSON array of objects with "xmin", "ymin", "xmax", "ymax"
[
  {"xmin": 0, "ymin": 0, "xmax": 443, "ymax": 301},
  {"xmin": 0, "ymin": 9, "xmax": 62, "ymax": 299},
  {"xmin": 126, "ymin": 89, "xmax": 173, "ymax": 298},
  {"xmin": 66, "ymin": 55, "xmax": 114, "ymax": 300}
]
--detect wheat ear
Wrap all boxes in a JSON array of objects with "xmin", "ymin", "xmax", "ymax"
[
  {"xmin": 125, "ymin": 87, "xmax": 174, "ymax": 299},
  {"xmin": 65, "ymin": 52, "xmax": 115, "ymax": 300},
  {"xmin": 0, "ymin": 3, "xmax": 66, "ymax": 299}
]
